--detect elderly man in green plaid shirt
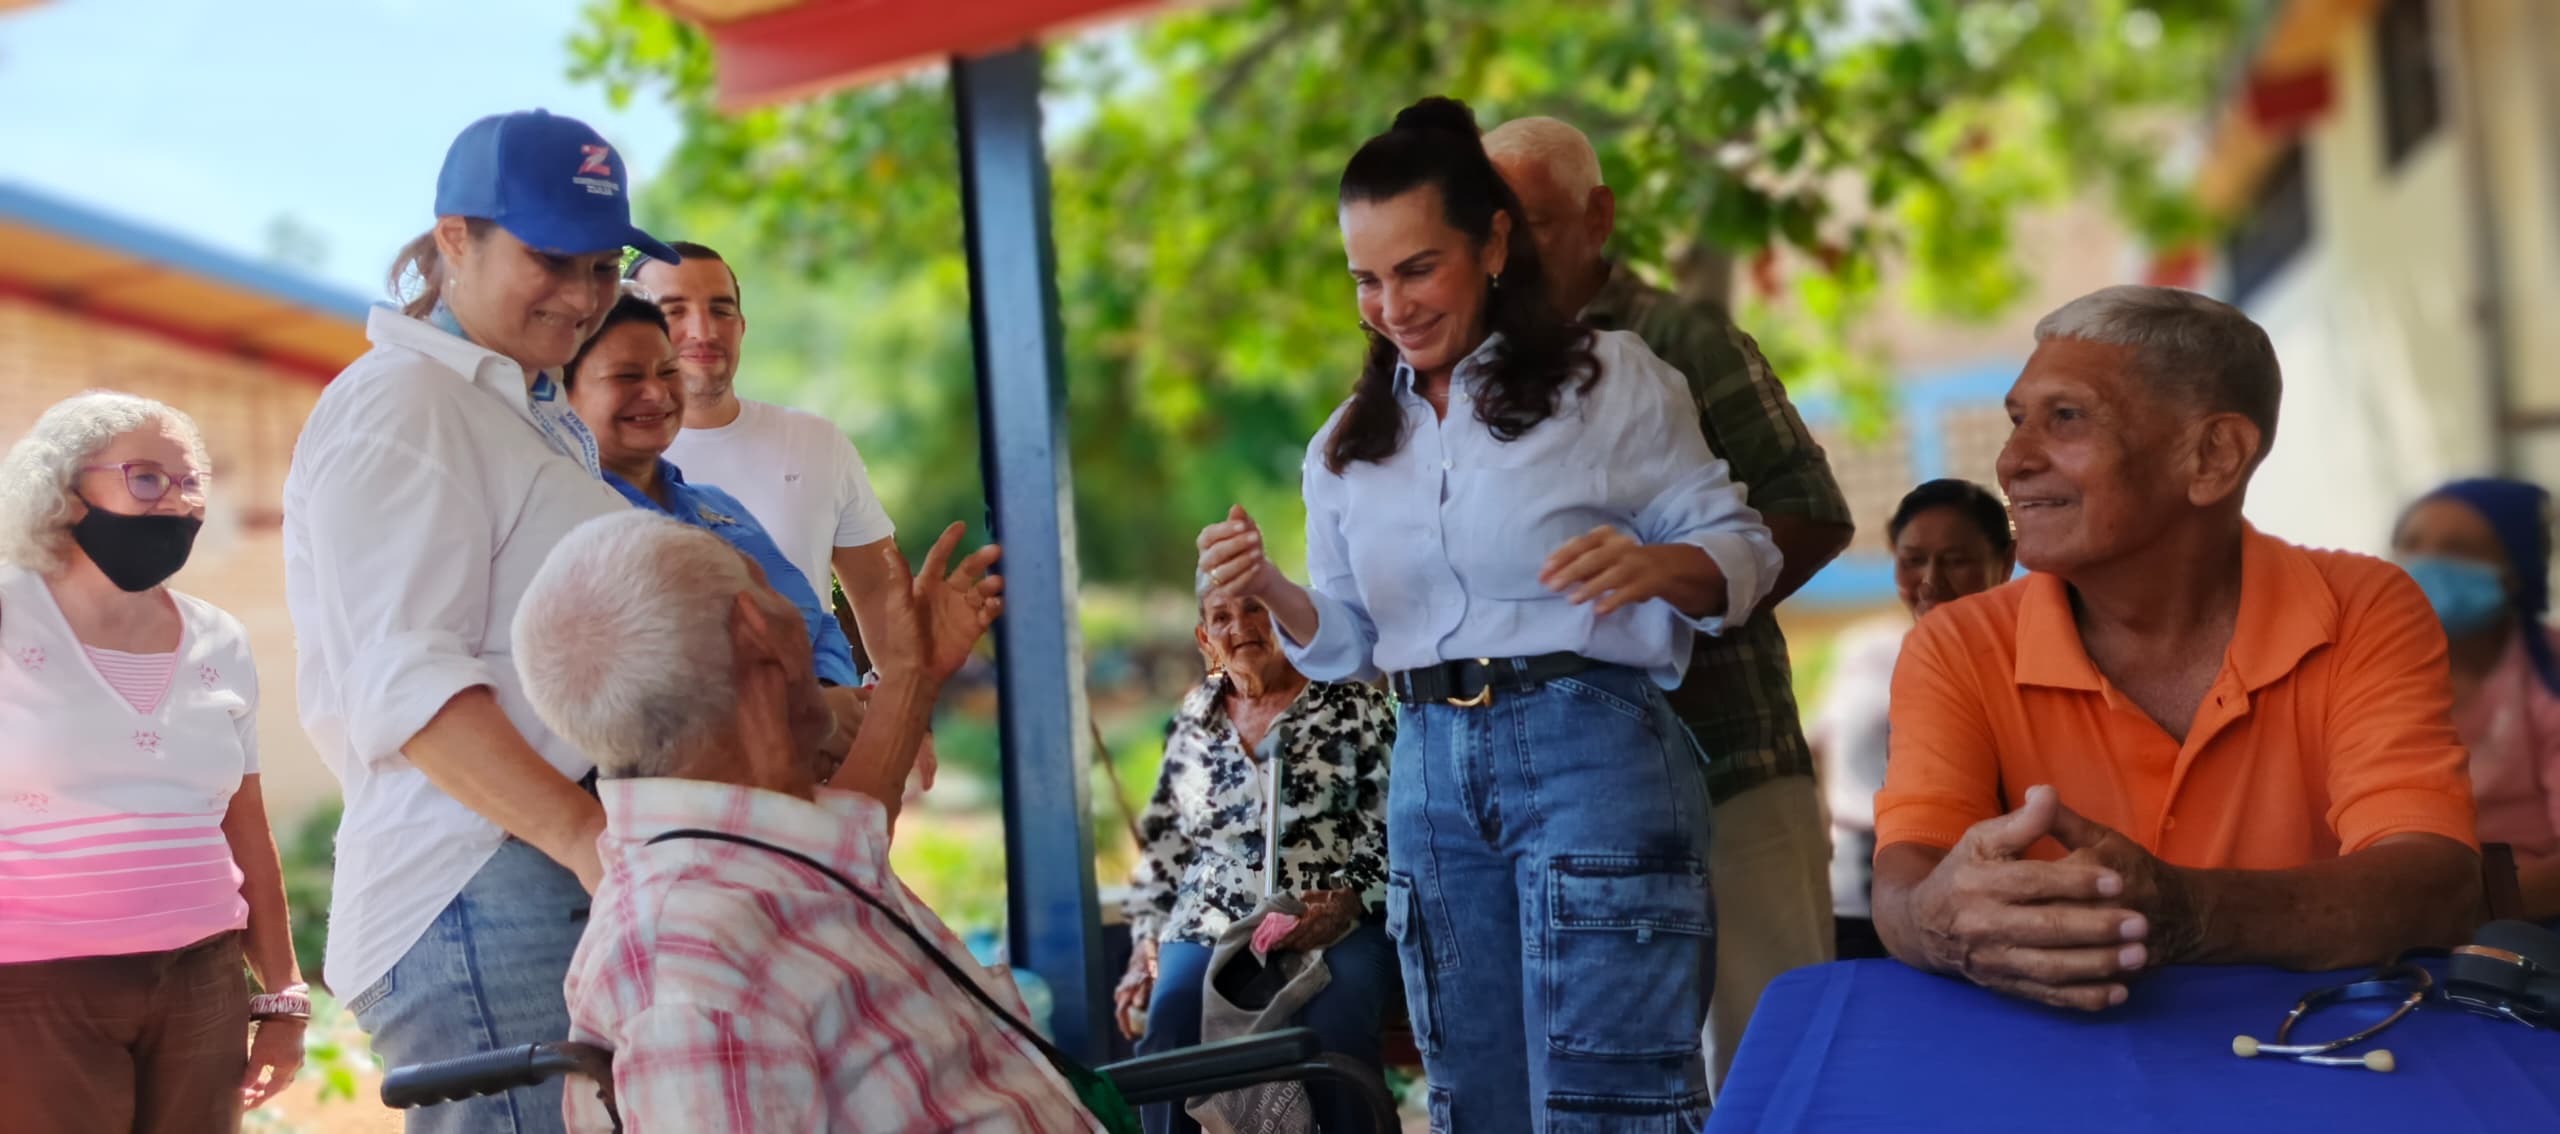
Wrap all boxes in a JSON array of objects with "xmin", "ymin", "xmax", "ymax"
[{"xmin": 1490, "ymin": 117, "xmax": 1858, "ymax": 1090}]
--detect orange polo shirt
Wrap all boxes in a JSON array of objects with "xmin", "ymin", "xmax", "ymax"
[{"xmin": 1875, "ymin": 527, "xmax": 2477, "ymax": 869}]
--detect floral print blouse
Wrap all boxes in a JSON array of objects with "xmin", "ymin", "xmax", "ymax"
[{"xmin": 1124, "ymin": 676, "xmax": 1396, "ymax": 947}]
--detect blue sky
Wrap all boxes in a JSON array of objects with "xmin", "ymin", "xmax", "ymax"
[{"xmin": 0, "ymin": 0, "xmax": 681, "ymax": 298}]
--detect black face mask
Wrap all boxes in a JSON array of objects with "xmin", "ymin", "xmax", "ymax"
[{"xmin": 71, "ymin": 505, "xmax": 202, "ymax": 592}]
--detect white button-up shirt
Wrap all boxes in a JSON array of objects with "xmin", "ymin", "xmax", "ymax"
[
  {"xmin": 283, "ymin": 307, "xmax": 629, "ymax": 999},
  {"xmin": 1286, "ymin": 329, "xmax": 1780, "ymax": 688}
]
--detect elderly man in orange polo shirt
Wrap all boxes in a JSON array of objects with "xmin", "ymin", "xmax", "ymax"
[{"xmin": 1871, "ymin": 284, "xmax": 2481, "ymax": 1012}]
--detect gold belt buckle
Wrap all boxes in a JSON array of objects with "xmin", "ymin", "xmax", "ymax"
[{"xmin": 1446, "ymin": 659, "xmax": 1495, "ymax": 708}]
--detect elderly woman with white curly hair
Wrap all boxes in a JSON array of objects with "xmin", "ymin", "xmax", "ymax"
[{"xmin": 0, "ymin": 391, "xmax": 306, "ymax": 1133}]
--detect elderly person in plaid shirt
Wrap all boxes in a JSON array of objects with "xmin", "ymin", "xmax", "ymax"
[
  {"xmin": 1488, "ymin": 117, "xmax": 1858, "ymax": 1087},
  {"xmin": 514, "ymin": 511, "xmax": 1100, "ymax": 1133}
]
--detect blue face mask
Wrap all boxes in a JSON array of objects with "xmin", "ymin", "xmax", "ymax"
[{"xmin": 2400, "ymin": 555, "xmax": 2511, "ymax": 635}]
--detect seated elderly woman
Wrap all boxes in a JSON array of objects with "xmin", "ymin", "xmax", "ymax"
[
  {"xmin": 2394, "ymin": 478, "xmax": 2560, "ymax": 922},
  {"xmin": 513, "ymin": 510, "xmax": 1109, "ymax": 1132},
  {"xmin": 1116, "ymin": 582, "xmax": 1396, "ymax": 1134},
  {"xmin": 1874, "ymin": 285, "xmax": 2481, "ymax": 1012}
]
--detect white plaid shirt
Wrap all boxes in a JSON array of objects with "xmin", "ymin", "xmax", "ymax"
[{"xmin": 564, "ymin": 778, "xmax": 1100, "ymax": 1133}]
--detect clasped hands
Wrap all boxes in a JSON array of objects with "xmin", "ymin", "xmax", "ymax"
[{"xmin": 1905, "ymin": 785, "xmax": 2203, "ymax": 1011}]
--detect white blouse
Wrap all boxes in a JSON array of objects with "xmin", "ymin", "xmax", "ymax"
[
  {"xmin": 0, "ymin": 565, "xmax": 257, "ymax": 962},
  {"xmin": 284, "ymin": 307, "xmax": 629, "ymax": 999}
]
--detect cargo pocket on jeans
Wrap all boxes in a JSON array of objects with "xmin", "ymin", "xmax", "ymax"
[
  {"xmin": 1546, "ymin": 1087, "xmax": 1713, "ymax": 1134},
  {"xmin": 1384, "ymin": 873, "xmax": 1443, "ymax": 1060},
  {"xmin": 1428, "ymin": 1085, "xmax": 1457, "ymax": 1133},
  {"xmin": 1543, "ymin": 855, "xmax": 1712, "ymax": 1059}
]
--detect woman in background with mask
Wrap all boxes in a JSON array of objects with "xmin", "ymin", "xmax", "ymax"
[
  {"xmin": 2393, "ymin": 477, "xmax": 2560, "ymax": 922},
  {"xmin": 0, "ymin": 393, "xmax": 306, "ymax": 1132}
]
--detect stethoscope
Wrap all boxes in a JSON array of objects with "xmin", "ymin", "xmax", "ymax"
[
  {"xmin": 2230, "ymin": 961, "xmax": 2430, "ymax": 1071},
  {"xmin": 2233, "ymin": 935, "xmax": 2560, "ymax": 1071}
]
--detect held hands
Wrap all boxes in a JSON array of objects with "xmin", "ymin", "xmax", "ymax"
[
  {"xmin": 1197, "ymin": 506, "xmax": 1286, "ymax": 605},
  {"xmin": 1540, "ymin": 526, "xmax": 1722, "ymax": 618},
  {"xmin": 1906, "ymin": 785, "xmax": 2153, "ymax": 1012},
  {"xmin": 241, "ymin": 1016, "xmax": 305, "ymax": 1110}
]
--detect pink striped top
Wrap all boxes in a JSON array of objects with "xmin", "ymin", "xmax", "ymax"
[
  {"xmin": 84, "ymin": 646, "xmax": 177, "ymax": 715},
  {"xmin": 0, "ymin": 567, "xmax": 258, "ymax": 963}
]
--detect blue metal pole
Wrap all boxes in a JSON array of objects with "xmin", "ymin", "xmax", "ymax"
[{"xmin": 951, "ymin": 44, "xmax": 1108, "ymax": 1061}]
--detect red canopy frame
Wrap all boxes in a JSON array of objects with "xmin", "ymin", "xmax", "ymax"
[{"xmin": 662, "ymin": 0, "xmax": 1173, "ymax": 109}]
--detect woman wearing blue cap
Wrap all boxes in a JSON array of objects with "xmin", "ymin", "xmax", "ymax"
[
  {"xmin": 281, "ymin": 109, "xmax": 679, "ymax": 1133},
  {"xmin": 2394, "ymin": 478, "xmax": 2560, "ymax": 924}
]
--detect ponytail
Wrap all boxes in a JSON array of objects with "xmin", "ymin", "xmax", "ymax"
[{"xmin": 385, "ymin": 219, "xmax": 495, "ymax": 319}]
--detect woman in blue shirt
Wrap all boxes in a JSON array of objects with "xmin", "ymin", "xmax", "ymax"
[
  {"xmin": 562, "ymin": 293, "xmax": 864, "ymax": 694},
  {"xmin": 1198, "ymin": 97, "xmax": 1779, "ymax": 1131}
]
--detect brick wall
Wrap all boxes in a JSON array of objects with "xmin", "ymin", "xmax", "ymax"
[{"xmin": 1, "ymin": 297, "xmax": 338, "ymax": 823}]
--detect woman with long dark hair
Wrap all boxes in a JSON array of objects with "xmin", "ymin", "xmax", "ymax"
[{"xmin": 1197, "ymin": 97, "xmax": 1778, "ymax": 1130}]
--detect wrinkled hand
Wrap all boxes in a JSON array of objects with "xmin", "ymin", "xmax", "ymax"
[
  {"xmin": 1906, "ymin": 785, "xmax": 2150, "ymax": 1012},
  {"xmin": 1197, "ymin": 506, "xmax": 1287, "ymax": 605},
  {"xmin": 1272, "ymin": 889, "xmax": 1360, "ymax": 953},
  {"xmin": 2051, "ymin": 800, "xmax": 2202, "ymax": 967},
  {"xmin": 240, "ymin": 1017, "xmax": 304, "ymax": 1110},
  {"xmin": 1540, "ymin": 527, "xmax": 1717, "ymax": 617},
  {"xmin": 874, "ymin": 523, "xmax": 1004, "ymax": 683},
  {"xmin": 1114, "ymin": 938, "xmax": 1159, "ymax": 1040}
]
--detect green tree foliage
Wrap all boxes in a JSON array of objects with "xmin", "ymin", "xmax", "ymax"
[{"xmin": 569, "ymin": 0, "xmax": 2244, "ymax": 588}]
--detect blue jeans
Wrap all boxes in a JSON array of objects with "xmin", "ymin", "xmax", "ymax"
[
  {"xmin": 1139, "ymin": 918, "xmax": 1399, "ymax": 1134},
  {"xmin": 1387, "ymin": 665, "xmax": 1716, "ymax": 1133},
  {"xmin": 347, "ymin": 839, "xmax": 588, "ymax": 1134}
]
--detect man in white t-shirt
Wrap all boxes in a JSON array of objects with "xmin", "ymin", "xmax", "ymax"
[{"xmin": 632, "ymin": 243, "xmax": 914, "ymax": 671}]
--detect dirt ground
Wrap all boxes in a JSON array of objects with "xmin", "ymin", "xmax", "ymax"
[{"xmin": 247, "ymin": 1068, "xmax": 399, "ymax": 1134}]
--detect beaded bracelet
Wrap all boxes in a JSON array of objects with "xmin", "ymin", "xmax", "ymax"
[{"xmin": 250, "ymin": 984, "xmax": 312, "ymax": 1022}]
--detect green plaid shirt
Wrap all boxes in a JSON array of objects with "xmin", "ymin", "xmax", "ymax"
[{"xmin": 1582, "ymin": 265, "xmax": 1852, "ymax": 804}]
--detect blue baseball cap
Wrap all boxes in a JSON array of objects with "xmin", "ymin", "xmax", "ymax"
[{"xmin": 433, "ymin": 109, "xmax": 679, "ymax": 264}]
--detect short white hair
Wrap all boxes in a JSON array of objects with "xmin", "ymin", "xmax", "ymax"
[
  {"xmin": 1483, "ymin": 116, "xmax": 1605, "ymax": 200},
  {"xmin": 0, "ymin": 391, "xmax": 210, "ymax": 574},
  {"xmin": 514, "ymin": 511, "xmax": 756, "ymax": 779},
  {"xmin": 2034, "ymin": 285, "xmax": 2283, "ymax": 453}
]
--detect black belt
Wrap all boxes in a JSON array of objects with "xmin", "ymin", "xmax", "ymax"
[{"xmin": 1389, "ymin": 653, "xmax": 1595, "ymax": 707}]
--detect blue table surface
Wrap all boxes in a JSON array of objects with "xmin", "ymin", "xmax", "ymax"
[{"xmin": 1708, "ymin": 959, "xmax": 2560, "ymax": 1133}]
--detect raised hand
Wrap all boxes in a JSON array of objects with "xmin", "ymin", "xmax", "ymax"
[
  {"xmin": 875, "ymin": 523, "xmax": 1005, "ymax": 684},
  {"xmin": 1197, "ymin": 505, "xmax": 1285, "ymax": 605}
]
